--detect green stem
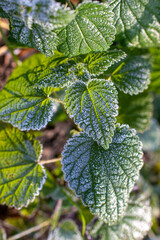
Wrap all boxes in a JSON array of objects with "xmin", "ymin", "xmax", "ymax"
[
  {"xmin": 61, "ymin": 188, "xmax": 86, "ymax": 237},
  {"xmin": 39, "ymin": 158, "xmax": 61, "ymax": 165},
  {"xmin": 0, "ymin": 27, "xmax": 21, "ymax": 66}
]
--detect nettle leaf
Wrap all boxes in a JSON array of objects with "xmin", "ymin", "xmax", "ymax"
[
  {"xmin": 84, "ymin": 50, "xmax": 126, "ymax": 75},
  {"xmin": 10, "ymin": 17, "xmax": 59, "ymax": 56},
  {"xmin": 106, "ymin": 56, "xmax": 151, "ymax": 95},
  {"xmin": 64, "ymin": 79, "xmax": 118, "ymax": 149},
  {"xmin": 57, "ymin": 2, "xmax": 116, "ymax": 57},
  {"xmin": 90, "ymin": 195, "xmax": 152, "ymax": 240},
  {"xmin": 48, "ymin": 220, "xmax": 83, "ymax": 240},
  {"xmin": 0, "ymin": 73, "xmax": 55, "ymax": 131},
  {"xmin": 0, "ymin": 123, "xmax": 46, "ymax": 209},
  {"xmin": 62, "ymin": 125, "xmax": 143, "ymax": 224},
  {"xmin": 0, "ymin": 0, "xmax": 21, "ymax": 16},
  {"xmin": 149, "ymin": 48, "xmax": 160, "ymax": 94},
  {"xmin": 109, "ymin": 0, "xmax": 160, "ymax": 48},
  {"xmin": 118, "ymin": 91, "xmax": 153, "ymax": 132}
]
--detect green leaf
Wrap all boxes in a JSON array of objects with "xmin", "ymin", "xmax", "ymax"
[
  {"xmin": 57, "ymin": 2, "xmax": 116, "ymax": 57},
  {"xmin": 0, "ymin": 0, "xmax": 21, "ymax": 16},
  {"xmin": 62, "ymin": 125, "xmax": 143, "ymax": 224},
  {"xmin": 84, "ymin": 50, "xmax": 126, "ymax": 75},
  {"xmin": 90, "ymin": 194, "xmax": 152, "ymax": 240},
  {"xmin": 10, "ymin": 17, "xmax": 59, "ymax": 56},
  {"xmin": 149, "ymin": 48, "xmax": 160, "ymax": 93},
  {"xmin": 64, "ymin": 79, "xmax": 118, "ymax": 149},
  {"xmin": 48, "ymin": 220, "xmax": 83, "ymax": 240},
  {"xmin": 0, "ymin": 73, "xmax": 55, "ymax": 131},
  {"xmin": 118, "ymin": 91, "xmax": 153, "ymax": 132},
  {"xmin": 10, "ymin": 53, "xmax": 47, "ymax": 78},
  {"xmin": 109, "ymin": 0, "xmax": 160, "ymax": 48},
  {"xmin": 0, "ymin": 123, "xmax": 46, "ymax": 209},
  {"xmin": 106, "ymin": 56, "xmax": 151, "ymax": 95}
]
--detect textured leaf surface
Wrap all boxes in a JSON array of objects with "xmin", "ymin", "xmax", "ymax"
[
  {"xmin": 90, "ymin": 195, "xmax": 152, "ymax": 240},
  {"xmin": 149, "ymin": 48, "xmax": 160, "ymax": 93},
  {"xmin": 62, "ymin": 125, "xmax": 143, "ymax": 224},
  {"xmin": 58, "ymin": 2, "xmax": 116, "ymax": 57},
  {"xmin": 83, "ymin": 50, "xmax": 126, "ymax": 75},
  {"xmin": 0, "ymin": 73, "xmax": 54, "ymax": 131},
  {"xmin": 106, "ymin": 56, "xmax": 151, "ymax": 95},
  {"xmin": 48, "ymin": 220, "xmax": 82, "ymax": 240},
  {"xmin": 109, "ymin": 0, "xmax": 160, "ymax": 47},
  {"xmin": 118, "ymin": 91, "xmax": 153, "ymax": 132},
  {"xmin": 10, "ymin": 17, "xmax": 59, "ymax": 56},
  {"xmin": 64, "ymin": 79, "xmax": 118, "ymax": 149},
  {"xmin": 0, "ymin": 124, "xmax": 46, "ymax": 209}
]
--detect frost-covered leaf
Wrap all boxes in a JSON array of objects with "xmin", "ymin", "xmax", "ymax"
[
  {"xmin": 0, "ymin": 0, "xmax": 21, "ymax": 16},
  {"xmin": 0, "ymin": 73, "xmax": 55, "ymax": 131},
  {"xmin": 109, "ymin": 0, "xmax": 160, "ymax": 48},
  {"xmin": 149, "ymin": 48, "xmax": 160, "ymax": 94},
  {"xmin": 10, "ymin": 17, "xmax": 59, "ymax": 56},
  {"xmin": 84, "ymin": 50, "xmax": 126, "ymax": 75},
  {"xmin": 62, "ymin": 125, "xmax": 143, "ymax": 224},
  {"xmin": 48, "ymin": 220, "xmax": 83, "ymax": 240},
  {"xmin": 118, "ymin": 91, "xmax": 153, "ymax": 132},
  {"xmin": 64, "ymin": 79, "xmax": 118, "ymax": 149},
  {"xmin": 106, "ymin": 56, "xmax": 151, "ymax": 95},
  {"xmin": 90, "ymin": 194, "xmax": 152, "ymax": 240},
  {"xmin": 58, "ymin": 2, "xmax": 116, "ymax": 57},
  {"xmin": 0, "ymin": 123, "xmax": 46, "ymax": 209}
]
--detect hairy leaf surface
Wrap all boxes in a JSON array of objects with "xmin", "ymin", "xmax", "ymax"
[
  {"xmin": 83, "ymin": 50, "xmax": 126, "ymax": 75},
  {"xmin": 48, "ymin": 220, "xmax": 83, "ymax": 240},
  {"xmin": 118, "ymin": 91, "xmax": 153, "ymax": 132},
  {"xmin": 62, "ymin": 125, "xmax": 143, "ymax": 224},
  {"xmin": 0, "ymin": 74, "xmax": 54, "ymax": 131},
  {"xmin": 109, "ymin": 0, "xmax": 160, "ymax": 47},
  {"xmin": 10, "ymin": 17, "xmax": 59, "ymax": 56},
  {"xmin": 0, "ymin": 123, "xmax": 46, "ymax": 209},
  {"xmin": 106, "ymin": 56, "xmax": 151, "ymax": 95},
  {"xmin": 90, "ymin": 195, "xmax": 152, "ymax": 240},
  {"xmin": 58, "ymin": 2, "xmax": 116, "ymax": 57},
  {"xmin": 64, "ymin": 80, "xmax": 118, "ymax": 149}
]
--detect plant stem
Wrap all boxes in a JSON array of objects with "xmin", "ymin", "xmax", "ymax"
[
  {"xmin": 7, "ymin": 220, "xmax": 50, "ymax": 240},
  {"xmin": 0, "ymin": 27, "xmax": 20, "ymax": 66},
  {"xmin": 39, "ymin": 158, "xmax": 61, "ymax": 165},
  {"xmin": 61, "ymin": 189, "xmax": 86, "ymax": 236},
  {"xmin": 7, "ymin": 200, "xmax": 62, "ymax": 240}
]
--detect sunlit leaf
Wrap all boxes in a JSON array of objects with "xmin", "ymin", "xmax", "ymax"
[
  {"xmin": 0, "ymin": 123, "xmax": 46, "ymax": 209},
  {"xmin": 58, "ymin": 2, "xmax": 116, "ymax": 57},
  {"xmin": 64, "ymin": 79, "xmax": 118, "ymax": 149}
]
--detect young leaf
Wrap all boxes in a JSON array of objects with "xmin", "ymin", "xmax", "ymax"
[
  {"xmin": 62, "ymin": 125, "xmax": 143, "ymax": 224},
  {"xmin": 0, "ymin": 123, "xmax": 46, "ymax": 209},
  {"xmin": 57, "ymin": 2, "xmax": 116, "ymax": 57},
  {"xmin": 64, "ymin": 79, "xmax": 118, "ymax": 149},
  {"xmin": 118, "ymin": 91, "xmax": 153, "ymax": 132},
  {"xmin": 109, "ymin": 0, "xmax": 160, "ymax": 48},
  {"xmin": 84, "ymin": 50, "xmax": 126, "ymax": 75},
  {"xmin": 48, "ymin": 220, "xmax": 83, "ymax": 240},
  {"xmin": 10, "ymin": 17, "xmax": 59, "ymax": 56},
  {"xmin": 90, "ymin": 194, "xmax": 152, "ymax": 240},
  {"xmin": 106, "ymin": 56, "xmax": 151, "ymax": 95},
  {"xmin": 0, "ymin": 73, "xmax": 55, "ymax": 131},
  {"xmin": 149, "ymin": 48, "xmax": 160, "ymax": 94}
]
